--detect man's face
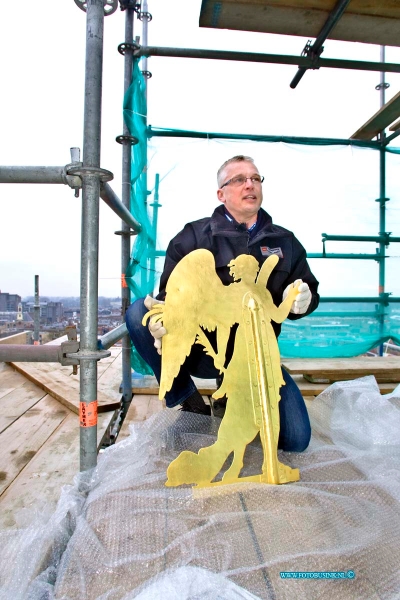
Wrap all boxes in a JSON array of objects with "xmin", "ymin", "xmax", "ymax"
[{"xmin": 217, "ymin": 160, "xmax": 263, "ymax": 224}]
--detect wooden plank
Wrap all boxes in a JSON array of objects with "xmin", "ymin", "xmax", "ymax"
[
  {"xmin": 0, "ymin": 332, "xmax": 29, "ymax": 345},
  {"xmin": 389, "ymin": 117, "xmax": 400, "ymax": 131},
  {"xmin": 0, "ymin": 409, "xmax": 116, "ymax": 529},
  {"xmin": 97, "ymin": 356, "xmax": 125, "ymax": 403},
  {"xmin": 283, "ymin": 357, "xmax": 400, "ymax": 374},
  {"xmin": 125, "ymin": 394, "xmax": 151, "ymax": 422},
  {"xmin": 0, "ymin": 362, "xmax": 32, "ymax": 391},
  {"xmin": 117, "ymin": 394, "xmax": 165, "ymax": 441},
  {"xmin": 202, "ymin": 0, "xmax": 400, "ymax": 19},
  {"xmin": 199, "ymin": 0, "xmax": 400, "ymax": 46},
  {"xmin": 132, "ymin": 376, "xmax": 218, "ymax": 396},
  {"xmin": 147, "ymin": 395, "xmax": 165, "ymax": 416},
  {"xmin": 17, "ymin": 361, "xmax": 78, "ymax": 378},
  {"xmin": 351, "ymin": 91, "xmax": 400, "ymax": 140},
  {"xmin": 0, "ymin": 395, "xmax": 69, "ymax": 497},
  {"xmin": 0, "ymin": 380, "xmax": 47, "ymax": 434},
  {"xmin": 130, "ymin": 377, "xmax": 397, "ymax": 399},
  {"xmin": 117, "ymin": 401, "xmax": 144, "ymax": 441},
  {"xmin": 0, "ymin": 387, "xmax": 14, "ymax": 400},
  {"xmin": 9, "ymin": 362, "xmax": 121, "ymax": 414},
  {"xmin": 13, "ymin": 346, "xmax": 122, "ymax": 380},
  {"xmin": 283, "ymin": 357, "xmax": 400, "ymax": 382},
  {"xmin": 292, "ymin": 374, "xmax": 397, "ymax": 396}
]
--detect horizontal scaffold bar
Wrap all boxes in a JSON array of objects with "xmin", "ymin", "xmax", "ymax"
[
  {"xmin": 319, "ymin": 297, "xmax": 400, "ymax": 303},
  {"xmin": 0, "ymin": 165, "xmax": 67, "ymax": 184},
  {"xmin": 322, "ymin": 234, "xmax": 400, "ymax": 243},
  {"xmin": 310, "ymin": 311, "xmax": 378, "ymax": 317},
  {"xmin": 135, "ymin": 46, "xmax": 400, "ymax": 75},
  {"xmin": 0, "ymin": 166, "xmax": 141, "ymax": 233},
  {"xmin": 98, "ymin": 323, "xmax": 128, "ymax": 350},
  {"xmin": 308, "ymin": 253, "xmax": 384, "ymax": 260},
  {"xmin": 0, "ymin": 344, "xmax": 62, "ymax": 363},
  {"xmin": 147, "ymin": 126, "xmax": 381, "ymax": 150}
]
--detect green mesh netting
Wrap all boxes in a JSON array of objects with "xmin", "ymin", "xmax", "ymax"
[
  {"xmin": 124, "ymin": 60, "xmax": 400, "ymax": 370},
  {"xmin": 123, "ymin": 60, "xmax": 155, "ymax": 374},
  {"xmin": 279, "ymin": 302, "xmax": 400, "ymax": 357}
]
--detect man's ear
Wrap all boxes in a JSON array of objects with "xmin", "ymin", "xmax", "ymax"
[{"xmin": 217, "ymin": 188, "xmax": 225, "ymax": 203}]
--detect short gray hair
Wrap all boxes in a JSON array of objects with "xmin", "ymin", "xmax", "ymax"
[{"xmin": 217, "ymin": 155, "xmax": 255, "ymax": 187}]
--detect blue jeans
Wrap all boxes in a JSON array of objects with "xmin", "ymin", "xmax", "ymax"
[{"xmin": 126, "ymin": 298, "xmax": 311, "ymax": 452}]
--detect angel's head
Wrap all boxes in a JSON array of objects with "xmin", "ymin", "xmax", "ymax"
[{"xmin": 228, "ymin": 255, "xmax": 259, "ymax": 284}]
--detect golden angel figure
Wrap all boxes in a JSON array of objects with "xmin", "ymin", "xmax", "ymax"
[{"xmin": 143, "ymin": 249, "xmax": 301, "ymax": 488}]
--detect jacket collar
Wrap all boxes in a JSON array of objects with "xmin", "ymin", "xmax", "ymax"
[{"xmin": 210, "ymin": 205, "xmax": 273, "ymax": 237}]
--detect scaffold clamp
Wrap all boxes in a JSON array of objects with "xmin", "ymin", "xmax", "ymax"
[
  {"xmin": 67, "ymin": 166, "xmax": 114, "ymax": 183},
  {"xmin": 118, "ymin": 42, "xmax": 140, "ymax": 56},
  {"xmin": 64, "ymin": 162, "xmax": 83, "ymax": 197},
  {"xmin": 138, "ymin": 11, "xmax": 152, "ymax": 22},
  {"xmin": 116, "ymin": 134, "xmax": 139, "ymax": 145},
  {"xmin": 64, "ymin": 346, "xmax": 111, "ymax": 364},
  {"xmin": 59, "ymin": 340, "xmax": 80, "ymax": 366},
  {"xmin": 74, "ymin": 0, "xmax": 118, "ymax": 16}
]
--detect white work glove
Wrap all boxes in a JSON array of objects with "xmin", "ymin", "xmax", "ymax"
[
  {"xmin": 283, "ymin": 279, "xmax": 312, "ymax": 315},
  {"xmin": 144, "ymin": 295, "xmax": 166, "ymax": 355}
]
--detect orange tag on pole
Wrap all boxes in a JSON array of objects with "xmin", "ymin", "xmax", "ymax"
[
  {"xmin": 121, "ymin": 273, "xmax": 128, "ymax": 288},
  {"xmin": 80, "ymin": 401, "xmax": 98, "ymax": 427}
]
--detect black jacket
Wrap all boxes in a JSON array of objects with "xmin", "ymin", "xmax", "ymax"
[{"xmin": 158, "ymin": 205, "xmax": 319, "ymax": 338}]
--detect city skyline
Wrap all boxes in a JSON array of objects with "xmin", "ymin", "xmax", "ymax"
[{"xmin": 1, "ymin": 0, "xmax": 400, "ymax": 298}]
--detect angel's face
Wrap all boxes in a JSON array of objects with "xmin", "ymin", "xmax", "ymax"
[{"xmin": 217, "ymin": 160, "xmax": 263, "ymax": 226}]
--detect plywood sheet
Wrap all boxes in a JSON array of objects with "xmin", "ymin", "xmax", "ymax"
[
  {"xmin": 9, "ymin": 362, "xmax": 120, "ymax": 414},
  {"xmin": 0, "ymin": 362, "xmax": 32, "ymax": 392},
  {"xmin": 199, "ymin": 0, "xmax": 400, "ymax": 46},
  {"xmin": 0, "ymin": 395, "xmax": 69, "ymax": 497},
  {"xmin": 351, "ymin": 91, "xmax": 400, "ymax": 140},
  {"xmin": 0, "ymin": 410, "xmax": 117, "ymax": 529},
  {"xmin": 132, "ymin": 376, "xmax": 218, "ymax": 396},
  {"xmin": 0, "ymin": 380, "xmax": 47, "ymax": 434},
  {"xmin": 282, "ymin": 357, "xmax": 400, "ymax": 382},
  {"xmin": 292, "ymin": 374, "xmax": 397, "ymax": 396},
  {"xmin": 117, "ymin": 394, "xmax": 164, "ymax": 441}
]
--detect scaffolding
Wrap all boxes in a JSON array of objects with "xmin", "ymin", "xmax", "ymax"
[{"xmin": 1, "ymin": 0, "xmax": 400, "ymax": 472}]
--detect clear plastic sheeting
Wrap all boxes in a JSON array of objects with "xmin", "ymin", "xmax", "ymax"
[
  {"xmin": 1, "ymin": 377, "xmax": 400, "ymax": 599},
  {"xmin": 126, "ymin": 566, "xmax": 260, "ymax": 599}
]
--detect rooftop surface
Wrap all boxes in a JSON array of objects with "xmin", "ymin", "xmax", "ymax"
[{"xmin": 1, "ymin": 343, "xmax": 399, "ymax": 530}]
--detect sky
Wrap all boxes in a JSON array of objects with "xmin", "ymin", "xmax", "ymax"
[{"xmin": 1, "ymin": 0, "xmax": 400, "ymax": 299}]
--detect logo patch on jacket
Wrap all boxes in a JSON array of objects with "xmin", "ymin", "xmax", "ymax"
[{"xmin": 260, "ymin": 246, "xmax": 283, "ymax": 258}]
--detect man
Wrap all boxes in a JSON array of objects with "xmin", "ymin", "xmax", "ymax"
[{"xmin": 126, "ymin": 155, "xmax": 319, "ymax": 451}]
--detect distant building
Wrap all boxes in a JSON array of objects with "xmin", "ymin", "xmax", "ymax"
[
  {"xmin": 42, "ymin": 301, "xmax": 64, "ymax": 324},
  {"xmin": 16, "ymin": 302, "xmax": 23, "ymax": 321},
  {"xmin": 23, "ymin": 300, "xmax": 64, "ymax": 325},
  {"xmin": 0, "ymin": 292, "xmax": 21, "ymax": 312}
]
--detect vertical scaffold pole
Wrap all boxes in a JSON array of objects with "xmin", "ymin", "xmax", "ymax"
[
  {"xmin": 149, "ymin": 173, "xmax": 160, "ymax": 291},
  {"xmin": 140, "ymin": 0, "xmax": 150, "ymax": 293},
  {"xmin": 80, "ymin": 0, "xmax": 105, "ymax": 471},
  {"xmin": 121, "ymin": 6, "xmax": 135, "ymax": 411},
  {"xmin": 33, "ymin": 275, "xmax": 40, "ymax": 345},
  {"xmin": 377, "ymin": 46, "xmax": 388, "ymax": 357}
]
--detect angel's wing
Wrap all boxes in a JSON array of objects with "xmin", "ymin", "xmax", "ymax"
[
  {"xmin": 255, "ymin": 254, "xmax": 279, "ymax": 290},
  {"xmin": 159, "ymin": 249, "xmax": 225, "ymax": 398}
]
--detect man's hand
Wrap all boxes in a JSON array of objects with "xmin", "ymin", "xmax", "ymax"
[
  {"xmin": 144, "ymin": 295, "xmax": 166, "ymax": 355},
  {"xmin": 283, "ymin": 280, "xmax": 312, "ymax": 315}
]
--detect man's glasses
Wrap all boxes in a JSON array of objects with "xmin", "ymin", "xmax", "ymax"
[{"xmin": 220, "ymin": 175, "xmax": 265, "ymax": 189}]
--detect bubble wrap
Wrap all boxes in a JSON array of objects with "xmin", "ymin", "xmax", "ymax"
[{"xmin": 1, "ymin": 376, "xmax": 400, "ymax": 600}]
